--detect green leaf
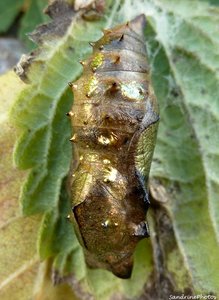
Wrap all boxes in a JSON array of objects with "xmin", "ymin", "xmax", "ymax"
[
  {"xmin": 10, "ymin": 0, "xmax": 219, "ymax": 298},
  {"xmin": 0, "ymin": 71, "xmax": 39, "ymax": 299},
  {"xmin": 149, "ymin": 0, "xmax": 219, "ymax": 293},
  {"xmin": 38, "ymin": 181, "xmax": 78, "ymax": 259},
  {"xmin": 0, "ymin": 71, "xmax": 81, "ymax": 300},
  {"xmin": 0, "ymin": 0, "xmax": 24, "ymax": 33}
]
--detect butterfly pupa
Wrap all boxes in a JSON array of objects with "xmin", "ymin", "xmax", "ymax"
[{"xmin": 67, "ymin": 14, "xmax": 159, "ymax": 279}]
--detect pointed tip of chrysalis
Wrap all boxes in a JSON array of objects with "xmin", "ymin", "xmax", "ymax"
[
  {"xmin": 70, "ymin": 134, "xmax": 77, "ymax": 142},
  {"xmin": 114, "ymin": 55, "xmax": 120, "ymax": 64},
  {"xmin": 119, "ymin": 34, "xmax": 124, "ymax": 42},
  {"xmin": 129, "ymin": 14, "xmax": 146, "ymax": 38},
  {"xmin": 79, "ymin": 60, "xmax": 85, "ymax": 66},
  {"xmin": 66, "ymin": 111, "xmax": 74, "ymax": 117},
  {"xmin": 68, "ymin": 82, "xmax": 78, "ymax": 90}
]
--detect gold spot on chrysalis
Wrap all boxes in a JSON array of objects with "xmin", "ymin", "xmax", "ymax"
[
  {"xmin": 101, "ymin": 220, "xmax": 110, "ymax": 228},
  {"xmin": 86, "ymin": 75, "xmax": 98, "ymax": 97},
  {"xmin": 103, "ymin": 166, "xmax": 118, "ymax": 183},
  {"xmin": 98, "ymin": 135, "xmax": 111, "ymax": 145},
  {"xmin": 91, "ymin": 53, "xmax": 104, "ymax": 70},
  {"xmin": 103, "ymin": 159, "xmax": 111, "ymax": 165},
  {"xmin": 121, "ymin": 82, "xmax": 144, "ymax": 101},
  {"xmin": 98, "ymin": 133, "xmax": 118, "ymax": 146}
]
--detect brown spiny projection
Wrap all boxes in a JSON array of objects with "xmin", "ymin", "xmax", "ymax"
[{"xmin": 67, "ymin": 14, "xmax": 159, "ymax": 279}]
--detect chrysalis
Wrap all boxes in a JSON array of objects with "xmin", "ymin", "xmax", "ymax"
[{"xmin": 68, "ymin": 14, "xmax": 159, "ymax": 279}]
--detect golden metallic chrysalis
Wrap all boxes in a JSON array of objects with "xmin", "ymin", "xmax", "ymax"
[{"xmin": 68, "ymin": 14, "xmax": 159, "ymax": 279}]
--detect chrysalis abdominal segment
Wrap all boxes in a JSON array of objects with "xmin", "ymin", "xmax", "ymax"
[{"xmin": 68, "ymin": 15, "xmax": 159, "ymax": 279}]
